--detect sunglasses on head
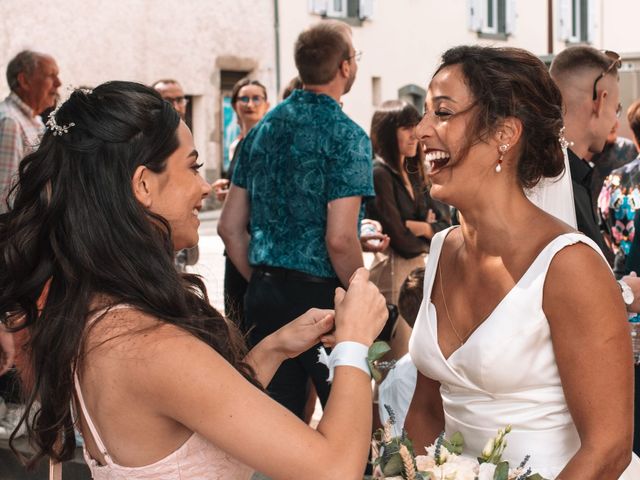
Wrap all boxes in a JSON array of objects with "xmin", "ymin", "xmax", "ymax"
[{"xmin": 592, "ymin": 50, "xmax": 621, "ymax": 101}]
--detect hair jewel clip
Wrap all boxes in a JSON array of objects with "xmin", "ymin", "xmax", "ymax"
[
  {"xmin": 558, "ymin": 126, "xmax": 574, "ymax": 150},
  {"xmin": 66, "ymin": 85, "xmax": 93, "ymax": 95},
  {"xmin": 46, "ymin": 106, "xmax": 75, "ymax": 136}
]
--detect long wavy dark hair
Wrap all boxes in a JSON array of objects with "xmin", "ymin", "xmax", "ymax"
[
  {"xmin": 0, "ymin": 81, "xmax": 257, "ymax": 468},
  {"xmin": 370, "ymin": 100, "xmax": 426, "ymax": 184}
]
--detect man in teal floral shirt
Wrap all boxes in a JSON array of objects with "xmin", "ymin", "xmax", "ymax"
[{"xmin": 219, "ymin": 20, "xmax": 374, "ymax": 418}]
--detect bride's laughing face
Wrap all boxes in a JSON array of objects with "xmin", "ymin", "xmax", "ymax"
[{"xmin": 416, "ymin": 64, "xmax": 496, "ymax": 207}]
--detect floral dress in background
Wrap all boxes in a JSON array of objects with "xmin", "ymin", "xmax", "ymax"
[{"xmin": 598, "ymin": 155, "xmax": 640, "ymax": 275}]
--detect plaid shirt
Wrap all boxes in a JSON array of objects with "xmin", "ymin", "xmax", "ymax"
[{"xmin": 0, "ymin": 92, "xmax": 44, "ymax": 211}]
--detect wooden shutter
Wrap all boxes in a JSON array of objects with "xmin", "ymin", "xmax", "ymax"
[
  {"xmin": 468, "ymin": 0, "xmax": 483, "ymax": 32},
  {"xmin": 557, "ymin": 0, "xmax": 572, "ymax": 41},
  {"xmin": 308, "ymin": 0, "xmax": 328, "ymax": 15},
  {"xmin": 359, "ymin": 0, "xmax": 374, "ymax": 19}
]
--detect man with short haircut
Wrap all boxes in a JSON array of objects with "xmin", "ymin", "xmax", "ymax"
[
  {"xmin": 552, "ymin": 48, "xmax": 640, "ymax": 456},
  {"xmin": 0, "ymin": 50, "xmax": 60, "ymax": 211},
  {"xmin": 219, "ymin": 20, "xmax": 374, "ymax": 418},
  {"xmin": 550, "ymin": 46, "xmax": 621, "ymax": 260},
  {"xmin": 152, "ymin": 79, "xmax": 188, "ymax": 120}
]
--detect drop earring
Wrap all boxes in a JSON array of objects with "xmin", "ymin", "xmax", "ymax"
[{"xmin": 496, "ymin": 143, "xmax": 509, "ymax": 173}]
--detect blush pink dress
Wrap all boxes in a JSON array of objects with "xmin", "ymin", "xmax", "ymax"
[{"xmin": 73, "ymin": 306, "xmax": 254, "ymax": 479}]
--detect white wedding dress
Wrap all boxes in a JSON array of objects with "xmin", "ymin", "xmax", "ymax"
[{"xmin": 409, "ymin": 227, "xmax": 640, "ymax": 479}]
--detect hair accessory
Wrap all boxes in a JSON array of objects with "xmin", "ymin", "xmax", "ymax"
[
  {"xmin": 317, "ymin": 341, "xmax": 370, "ymax": 383},
  {"xmin": 66, "ymin": 85, "xmax": 93, "ymax": 95},
  {"xmin": 46, "ymin": 107, "xmax": 75, "ymax": 136},
  {"xmin": 558, "ymin": 126, "xmax": 574, "ymax": 150},
  {"xmin": 496, "ymin": 143, "xmax": 509, "ymax": 173}
]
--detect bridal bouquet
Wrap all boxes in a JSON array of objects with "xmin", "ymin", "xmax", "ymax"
[{"xmin": 370, "ymin": 406, "xmax": 547, "ymax": 480}]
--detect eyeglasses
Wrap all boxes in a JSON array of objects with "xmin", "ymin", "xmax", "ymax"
[
  {"xmin": 165, "ymin": 96, "xmax": 189, "ymax": 106},
  {"xmin": 592, "ymin": 50, "xmax": 621, "ymax": 101},
  {"xmin": 349, "ymin": 50, "xmax": 363, "ymax": 62},
  {"xmin": 237, "ymin": 95, "xmax": 266, "ymax": 105}
]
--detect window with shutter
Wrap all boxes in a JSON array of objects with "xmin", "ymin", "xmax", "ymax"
[
  {"xmin": 309, "ymin": 0, "xmax": 373, "ymax": 24},
  {"xmin": 472, "ymin": 0, "xmax": 513, "ymax": 38},
  {"xmin": 560, "ymin": 0, "xmax": 591, "ymax": 43}
]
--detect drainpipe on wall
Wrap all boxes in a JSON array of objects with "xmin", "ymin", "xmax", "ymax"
[
  {"xmin": 274, "ymin": 0, "xmax": 281, "ymax": 95},
  {"xmin": 547, "ymin": 0, "xmax": 553, "ymax": 54}
]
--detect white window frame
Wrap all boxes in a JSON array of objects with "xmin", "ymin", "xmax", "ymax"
[
  {"xmin": 482, "ymin": 0, "xmax": 499, "ymax": 34},
  {"xmin": 568, "ymin": 0, "xmax": 583, "ymax": 43},
  {"xmin": 559, "ymin": 0, "xmax": 595, "ymax": 43},
  {"xmin": 469, "ymin": 0, "xmax": 515, "ymax": 36},
  {"xmin": 326, "ymin": 0, "xmax": 348, "ymax": 18},
  {"xmin": 309, "ymin": 0, "xmax": 374, "ymax": 21}
]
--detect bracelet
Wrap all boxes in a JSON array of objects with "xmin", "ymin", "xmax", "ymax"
[{"xmin": 317, "ymin": 341, "xmax": 370, "ymax": 383}]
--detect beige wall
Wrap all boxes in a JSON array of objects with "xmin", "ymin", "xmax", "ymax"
[
  {"xmin": 0, "ymin": 0, "xmax": 277, "ymax": 187},
  {"xmin": 2, "ymin": 0, "xmax": 640, "ymax": 184},
  {"xmin": 278, "ymin": 0, "xmax": 640, "ymax": 138}
]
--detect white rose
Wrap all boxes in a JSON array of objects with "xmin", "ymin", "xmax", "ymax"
[
  {"xmin": 478, "ymin": 462, "xmax": 497, "ymax": 480},
  {"xmin": 444, "ymin": 456, "xmax": 479, "ymax": 480},
  {"xmin": 415, "ymin": 455, "xmax": 436, "ymax": 471}
]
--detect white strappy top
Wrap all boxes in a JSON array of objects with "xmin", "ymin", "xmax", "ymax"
[{"xmin": 73, "ymin": 305, "xmax": 253, "ymax": 479}]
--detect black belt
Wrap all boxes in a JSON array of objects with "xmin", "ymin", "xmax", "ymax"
[{"xmin": 254, "ymin": 266, "xmax": 338, "ymax": 284}]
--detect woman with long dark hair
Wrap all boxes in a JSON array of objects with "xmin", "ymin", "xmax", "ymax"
[
  {"xmin": 0, "ymin": 81, "xmax": 387, "ymax": 479},
  {"xmin": 366, "ymin": 100, "xmax": 450, "ymax": 358}
]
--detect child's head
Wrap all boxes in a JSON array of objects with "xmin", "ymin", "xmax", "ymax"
[{"xmin": 397, "ymin": 267, "xmax": 425, "ymax": 328}]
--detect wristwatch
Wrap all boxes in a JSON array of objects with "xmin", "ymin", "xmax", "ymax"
[{"xmin": 618, "ymin": 279, "xmax": 635, "ymax": 306}]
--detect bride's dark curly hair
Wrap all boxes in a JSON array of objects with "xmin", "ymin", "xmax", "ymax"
[
  {"xmin": 0, "ymin": 81, "xmax": 258, "ymax": 468},
  {"xmin": 435, "ymin": 45, "xmax": 565, "ymax": 189}
]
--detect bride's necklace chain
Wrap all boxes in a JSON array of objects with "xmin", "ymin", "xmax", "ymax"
[{"xmin": 437, "ymin": 259, "xmax": 466, "ymax": 347}]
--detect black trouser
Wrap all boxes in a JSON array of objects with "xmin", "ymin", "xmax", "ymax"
[
  {"xmin": 224, "ymin": 256, "xmax": 249, "ymax": 332},
  {"xmin": 245, "ymin": 267, "xmax": 340, "ymax": 419}
]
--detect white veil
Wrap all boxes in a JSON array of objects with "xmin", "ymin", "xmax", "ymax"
[{"xmin": 526, "ymin": 148, "xmax": 577, "ymax": 229}]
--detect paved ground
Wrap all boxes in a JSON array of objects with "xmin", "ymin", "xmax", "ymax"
[{"xmin": 186, "ymin": 208, "xmax": 226, "ymax": 312}]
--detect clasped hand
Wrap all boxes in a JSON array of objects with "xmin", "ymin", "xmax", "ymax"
[{"xmin": 269, "ymin": 268, "xmax": 388, "ymax": 358}]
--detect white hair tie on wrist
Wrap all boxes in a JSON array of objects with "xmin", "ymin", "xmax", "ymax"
[{"xmin": 317, "ymin": 341, "xmax": 370, "ymax": 383}]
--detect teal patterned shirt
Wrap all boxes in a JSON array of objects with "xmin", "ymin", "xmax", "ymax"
[{"xmin": 232, "ymin": 89, "xmax": 374, "ymax": 278}]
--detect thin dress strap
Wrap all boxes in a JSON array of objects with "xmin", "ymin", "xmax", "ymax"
[{"xmin": 72, "ymin": 304, "xmax": 133, "ymax": 465}]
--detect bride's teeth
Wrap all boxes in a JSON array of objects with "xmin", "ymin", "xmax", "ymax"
[{"xmin": 425, "ymin": 151, "xmax": 450, "ymax": 162}]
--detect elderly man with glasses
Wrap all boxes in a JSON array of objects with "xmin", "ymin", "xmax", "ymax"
[{"xmin": 152, "ymin": 78, "xmax": 189, "ymax": 120}]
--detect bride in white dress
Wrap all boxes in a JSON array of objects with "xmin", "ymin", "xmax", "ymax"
[{"xmin": 406, "ymin": 45, "xmax": 640, "ymax": 479}]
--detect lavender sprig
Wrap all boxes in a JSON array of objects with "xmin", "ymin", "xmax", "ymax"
[
  {"xmin": 515, "ymin": 466, "xmax": 532, "ymax": 480},
  {"xmin": 518, "ymin": 454, "xmax": 531, "ymax": 470},
  {"xmin": 434, "ymin": 431, "xmax": 445, "ymax": 465}
]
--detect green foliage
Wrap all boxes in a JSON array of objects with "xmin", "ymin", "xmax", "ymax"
[
  {"xmin": 368, "ymin": 341, "xmax": 391, "ymax": 382},
  {"xmin": 441, "ymin": 431, "xmax": 464, "ymax": 455},
  {"xmin": 493, "ymin": 461, "xmax": 509, "ymax": 480}
]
